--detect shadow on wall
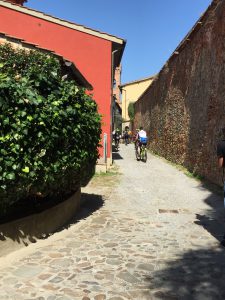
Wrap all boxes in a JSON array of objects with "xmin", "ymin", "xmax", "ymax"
[
  {"xmin": 145, "ymin": 247, "xmax": 225, "ymax": 299},
  {"xmin": 67, "ymin": 192, "xmax": 104, "ymax": 226}
]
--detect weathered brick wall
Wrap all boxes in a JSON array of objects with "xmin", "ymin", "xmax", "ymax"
[{"xmin": 134, "ymin": 0, "xmax": 225, "ymax": 185}]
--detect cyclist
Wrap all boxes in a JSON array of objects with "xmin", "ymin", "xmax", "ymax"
[{"xmin": 136, "ymin": 126, "xmax": 147, "ymax": 157}]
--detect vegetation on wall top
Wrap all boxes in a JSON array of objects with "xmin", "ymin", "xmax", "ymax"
[{"xmin": 128, "ymin": 101, "xmax": 135, "ymax": 121}]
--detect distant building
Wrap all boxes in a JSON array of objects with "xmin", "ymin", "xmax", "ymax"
[
  {"xmin": 113, "ymin": 65, "xmax": 122, "ymax": 105},
  {"xmin": 112, "ymin": 65, "xmax": 122, "ymax": 130},
  {"xmin": 120, "ymin": 75, "xmax": 155, "ymax": 131}
]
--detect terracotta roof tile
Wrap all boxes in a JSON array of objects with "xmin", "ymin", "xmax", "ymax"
[{"xmin": 0, "ymin": 0, "xmax": 126, "ymax": 44}]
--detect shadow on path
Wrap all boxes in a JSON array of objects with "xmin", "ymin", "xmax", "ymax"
[
  {"xmin": 0, "ymin": 192, "xmax": 104, "ymax": 255},
  {"xmin": 144, "ymin": 181, "xmax": 225, "ymax": 299},
  {"xmin": 112, "ymin": 144, "xmax": 124, "ymax": 161},
  {"xmin": 112, "ymin": 145, "xmax": 123, "ymax": 160},
  {"xmin": 60, "ymin": 192, "xmax": 104, "ymax": 230},
  {"xmin": 145, "ymin": 247, "xmax": 225, "ymax": 300},
  {"xmin": 194, "ymin": 182, "xmax": 225, "ymax": 242},
  {"xmin": 112, "ymin": 152, "xmax": 123, "ymax": 160}
]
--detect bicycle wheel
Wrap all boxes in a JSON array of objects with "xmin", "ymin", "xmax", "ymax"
[
  {"xmin": 140, "ymin": 145, "xmax": 147, "ymax": 162},
  {"xmin": 135, "ymin": 146, "xmax": 140, "ymax": 161},
  {"xmin": 143, "ymin": 148, "xmax": 147, "ymax": 162}
]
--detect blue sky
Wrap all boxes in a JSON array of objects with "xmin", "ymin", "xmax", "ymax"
[{"xmin": 26, "ymin": 0, "xmax": 212, "ymax": 84}]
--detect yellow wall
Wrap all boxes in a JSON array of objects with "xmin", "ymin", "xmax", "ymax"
[{"xmin": 121, "ymin": 77, "xmax": 154, "ymax": 130}]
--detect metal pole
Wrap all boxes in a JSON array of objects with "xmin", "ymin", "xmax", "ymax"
[{"xmin": 103, "ymin": 133, "xmax": 107, "ymax": 164}]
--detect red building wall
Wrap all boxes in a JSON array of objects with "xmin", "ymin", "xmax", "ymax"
[{"xmin": 0, "ymin": 5, "xmax": 112, "ymax": 158}]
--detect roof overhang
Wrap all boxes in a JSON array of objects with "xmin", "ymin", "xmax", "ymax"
[
  {"xmin": 0, "ymin": 0, "xmax": 126, "ymax": 45},
  {"xmin": 63, "ymin": 60, "xmax": 92, "ymax": 90},
  {"xmin": 120, "ymin": 75, "xmax": 155, "ymax": 88},
  {"xmin": 0, "ymin": 32, "xmax": 92, "ymax": 89},
  {"xmin": 112, "ymin": 39, "xmax": 126, "ymax": 69}
]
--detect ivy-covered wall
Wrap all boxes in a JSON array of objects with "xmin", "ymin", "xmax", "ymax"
[{"xmin": 134, "ymin": 0, "xmax": 225, "ymax": 185}]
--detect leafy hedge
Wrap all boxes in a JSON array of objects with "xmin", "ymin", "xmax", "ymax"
[{"xmin": 0, "ymin": 43, "xmax": 101, "ymax": 210}]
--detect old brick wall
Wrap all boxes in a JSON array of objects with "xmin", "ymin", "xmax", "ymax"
[{"xmin": 134, "ymin": 0, "xmax": 225, "ymax": 185}]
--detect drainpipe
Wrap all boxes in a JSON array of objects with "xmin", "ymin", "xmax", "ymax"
[
  {"xmin": 110, "ymin": 49, "xmax": 119, "ymax": 164},
  {"xmin": 120, "ymin": 87, "xmax": 127, "ymax": 130}
]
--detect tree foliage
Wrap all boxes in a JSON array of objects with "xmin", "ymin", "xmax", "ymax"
[
  {"xmin": 128, "ymin": 101, "xmax": 135, "ymax": 121},
  {"xmin": 0, "ymin": 43, "xmax": 101, "ymax": 210}
]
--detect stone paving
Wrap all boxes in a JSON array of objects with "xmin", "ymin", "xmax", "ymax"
[{"xmin": 0, "ymin": 144, "xmax": 225, "ymax": 299}]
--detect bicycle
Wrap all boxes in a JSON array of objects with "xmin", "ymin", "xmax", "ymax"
[
  {"xmin": 140, "ymin": 143, "xmax": 147, "ymax": 162},
  {"xmin": 135, "ymin": 137, "xmax": 147, "ymax": 162}
]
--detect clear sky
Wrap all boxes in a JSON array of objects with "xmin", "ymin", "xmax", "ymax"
[{"xmin": 26, "ymin": 0, "xmax": 212, "ymax": 84}]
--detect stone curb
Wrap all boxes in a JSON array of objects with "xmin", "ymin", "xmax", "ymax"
[{"xmin": 0, "ymin": 188, "xmax": 81, "ymax": 257}]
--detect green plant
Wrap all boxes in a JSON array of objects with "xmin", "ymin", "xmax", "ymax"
[
  {"xmin": 128, "ymin": 102, "xmax": 135, "ymax": 121},
  {"xmin": 0, "ymin": 43, "xmax": 101, "ymax": 210}
]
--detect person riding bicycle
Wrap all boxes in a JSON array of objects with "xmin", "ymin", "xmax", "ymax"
[{"xmin": 136, "ymin": 126, "xmax": 147, "ymax": 155}]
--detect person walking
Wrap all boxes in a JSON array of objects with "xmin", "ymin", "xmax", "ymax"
[{"xmin": 124, "ymin": 127, "xmax": 129, "ymax": 145}]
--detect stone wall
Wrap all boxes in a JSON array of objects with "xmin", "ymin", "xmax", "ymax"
[{"xmin": 134, "ymin": 0, "xmax": 225, "ymax": 185}]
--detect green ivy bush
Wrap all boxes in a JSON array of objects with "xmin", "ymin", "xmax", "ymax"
[
  {"xmin": 128, "ymin": 102, "xmax": 135, "ymax": 121},
  {"xmin": 0, "ymin": 43, "xmax": 101, "ymax": 211}
]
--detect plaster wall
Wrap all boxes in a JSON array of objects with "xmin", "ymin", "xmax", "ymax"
[
  {"xmin": 121, "ymin": 78, "xmax": 153, "ymax": 130},
  {"xmin": 0, "ymin": 5, "xmax": 112, "ymax": 157}
]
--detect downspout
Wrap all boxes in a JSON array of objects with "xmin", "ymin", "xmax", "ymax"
[
  {"xmin": 110, "ymin": 49, "xmax": 119, "ymax": 165},
  {"xmin": 120, "ymin": 87, "xmax": 127, "ymax": 127}
]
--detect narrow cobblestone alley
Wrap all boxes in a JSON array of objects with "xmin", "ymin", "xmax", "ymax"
[{"xmin": 0, "ymin": 144, "xmax": 225, "ymax": 300}]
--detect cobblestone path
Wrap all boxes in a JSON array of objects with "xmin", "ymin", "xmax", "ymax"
[{"xmin": 0, "ymin": 144, "xmax": 225, "ymax": 299}]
